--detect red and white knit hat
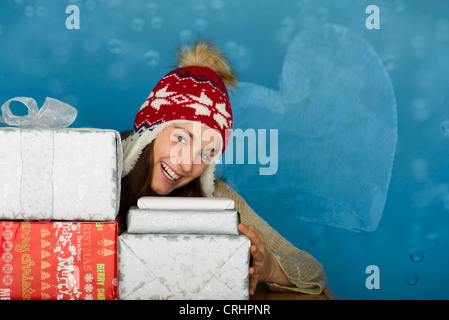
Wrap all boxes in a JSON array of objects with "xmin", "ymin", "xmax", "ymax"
[{"xmin": 122, "ymin": 65, "xmax": 233, "ymax": 196}]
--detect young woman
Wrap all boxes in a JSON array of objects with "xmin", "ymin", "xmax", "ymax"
[{"xmin": 120, "ymin": 41, "xmax": 327, "ymax": 295}]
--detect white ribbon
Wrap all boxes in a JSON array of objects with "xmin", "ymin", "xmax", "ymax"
[{"xmin": 0, "ymin": 97, "xmax": 77, "ymax": 128}]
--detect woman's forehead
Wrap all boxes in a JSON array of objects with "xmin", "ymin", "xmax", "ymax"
[{"xmin": 171, "ymin": 122, "xmax": 222, "ymax": 149}]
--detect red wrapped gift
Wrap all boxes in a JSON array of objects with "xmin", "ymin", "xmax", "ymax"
[{"xmin": 0, "ymin": 221, "xmax": 118, "ymax": 300}]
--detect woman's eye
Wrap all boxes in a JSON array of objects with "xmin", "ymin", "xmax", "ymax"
[
  {"xmin": 176, "ymin": 135, "xmax": 185, "ymax": 143},
  {"xmin": 200, "ymin": 151, "xmax": 215, "ymax": 163},
  {"xmin": 201, "ymin": 153, "xmax": 210, "ymax": 160}
]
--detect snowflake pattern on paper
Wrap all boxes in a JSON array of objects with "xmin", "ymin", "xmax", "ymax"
[
  {"xmin": 53, "ymin": 222, "xmax": 83, "ymax": 300},
  {"xmin": 85, "ymin": 273, "xmax": 93, "ymax": 282},
  {"xmin": 85, "ymin": 283, "xmax": 94, "ymax": 293}
]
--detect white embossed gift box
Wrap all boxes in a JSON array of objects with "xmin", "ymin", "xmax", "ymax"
[
  {"xmin": 137, "ymin": 196, "xmax": 235, "ymax": 211},
  {"xmin": 118, "ymin": 232, "xmax": 250, "ymax": 300},
  {"xmin": 0, "ymin": 128, "xmax": 122, "ymax": 220},
  {"xmin": 126, "ymin": 206, "xmax": 240, "ymax": 235}
]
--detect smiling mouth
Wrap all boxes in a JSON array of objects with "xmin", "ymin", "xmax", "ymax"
[{"xmin": 161, "ymin": 161, "xmax": 181, "ymax": 182}]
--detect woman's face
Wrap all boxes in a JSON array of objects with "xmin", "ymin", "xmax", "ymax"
[{"xmin": 151, "ymin": 122, "xmax": 222, "ymax": 195}]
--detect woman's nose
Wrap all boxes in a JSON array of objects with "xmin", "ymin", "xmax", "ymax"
[
  {"xmin": 178, "ymin": 147, "xmax": 194, "ymax": 173},
  {"xmin": 179, "ymin": 158, "xmax": 193, "ymax": 173}
]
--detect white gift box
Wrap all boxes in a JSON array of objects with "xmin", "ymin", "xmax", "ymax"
[
  {"xmin": 126, "ymin": 206, "xmax": 240, "ymax": 235},
  {"xmin": 137, "ymin": 196, "xmax": 235, "ymax": 210},
  {"xmin": 118, "ymin": 233, "xmax": 250, "ymax": 300},
  {"xmin": 0, "ymin": 128, "xmax": 122, "ymax": 220}
]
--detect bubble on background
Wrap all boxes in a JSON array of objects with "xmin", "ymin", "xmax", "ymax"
[
  {"xmin": 150, "ymin": 16, "xmax": 163, "ymax": 30},
  {"xmin": 36, "ymin": 5, "xmax": 47, "ymax": 17},
  {"xmin": 441, "ymin": 120, "xmax": 449, "ymax": 136},
  {"xmin": 131, "ymin": 18, "xmax": 145, "ymax": 32},
  {"xmin": 143, "ymin": 50, "xmax": 160, "ymax": 67},
  {"xmin": 405, "ymin": 273, "xmax": 418, "ymax": 286},
  {"xmin": 410, "ymin": 158, "xmax": 429, "ymax": 183},
  {"xmin": 409, "ymin": 249, "xmax": 424, "ymax": 263},
  {"xmin": 179, "ymin": 29, "xmax": 193, "ymax": 44},
  {"xmin": 24, "ymin": 5, "xmax": 35, "ymax": 17},
  {"xmin": 146, "ymin": 2, "xmax": 158, "ymax": 15},
  {"xmin": 108, "ymin": 38, "xmax": 126, "ymax": 55},
  {"xmin": 382, "ymin": 53, "xmax": 398, "ymax": 72},
  {"xmin": 426, "ymin": 233, "xmax": 440, "ymax": 247},
  {"xmin": 194, "ymin": 18, "xmax": 208, "ymax": 33},
  {"xmin": 411, "ymin": 97, "xmax": 430, "ymax": 122},
  {"xmin": 225, "ymin": 41, "xmax": 250, "ymax": 71}
]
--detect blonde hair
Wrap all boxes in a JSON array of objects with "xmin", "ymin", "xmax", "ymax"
[{"xmin": 175, "ymin": 40, "xmax": 238, "ymax": 89}]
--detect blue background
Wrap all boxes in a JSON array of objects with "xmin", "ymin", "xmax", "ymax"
[{"xmin": 1, "ymin": 0, "xmax": 449, "ymax": 299}]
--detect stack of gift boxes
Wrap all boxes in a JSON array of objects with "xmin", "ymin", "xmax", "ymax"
[
  {"xmin": 0, "ymin": 127, "xmax": 251, "ymax": 300},
  {"xmin": 118, "ymin": 197, "xmax": 251, "ymax": 300},
  {"xmin": 0, "ymin": 128, "xmax": 122, "ymax": 300}
]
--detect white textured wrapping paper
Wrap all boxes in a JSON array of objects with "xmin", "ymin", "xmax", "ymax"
[
  {"xmin": 126, "ymin": 207, "xmax": 240, "ymax": 235},
  {"xmin": 137, "ymin": 196, "xmax": 235, "ymax": 210},
  {"xmin": 0, "ymin": 128, "xmax": 122, "ymax": 220},
  {"xmin": 118, "ymin": 233, "xmax": 251, "ymax": 300}
]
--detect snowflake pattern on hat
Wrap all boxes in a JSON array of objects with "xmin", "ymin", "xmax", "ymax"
[{"xmin": 133, "ymin": 66, "xmax": 233, "ymax": 148}]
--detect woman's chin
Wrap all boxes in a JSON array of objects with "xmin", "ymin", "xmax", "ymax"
[{"xmin": 151, "ymin": 185, "xmax": 171, "ymax": 196}]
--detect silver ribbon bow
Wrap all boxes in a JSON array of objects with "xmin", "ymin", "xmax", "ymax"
[{"xmin": 0, "ymin": 97, "xmax": 77, "ymax": 128}]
